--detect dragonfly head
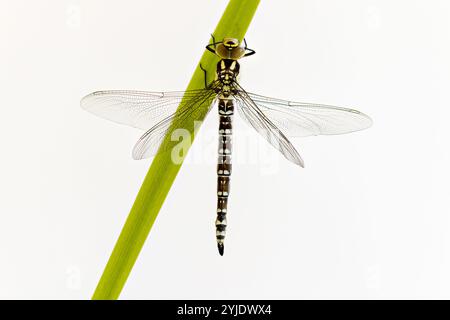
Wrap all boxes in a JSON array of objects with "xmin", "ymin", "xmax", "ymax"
[
  {"xmin": 223, "ymin": 38, "xmax": 240, "ymax": 49},
  {"xmin": 216, "ymin": 38, "xmax": 246, "ymax": 60}
]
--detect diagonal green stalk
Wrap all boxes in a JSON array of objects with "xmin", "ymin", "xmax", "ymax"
[{"xmin": 92, "ymin": 0, "xmax": 260, "ymax": 300}]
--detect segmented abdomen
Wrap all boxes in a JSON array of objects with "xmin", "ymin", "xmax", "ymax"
[{"xmin": 216, "ymin": 97, "xmax": 233, "ymax": 256}]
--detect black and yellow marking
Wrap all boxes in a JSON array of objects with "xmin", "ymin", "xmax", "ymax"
[{"xmin": 216, "ymin": 96, "xmax": 235, "ymax": 256}]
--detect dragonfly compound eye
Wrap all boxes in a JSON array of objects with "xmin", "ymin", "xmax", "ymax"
[{"xmin": 223, "ymin": 38, "xmax": 239, "ymax": 48}]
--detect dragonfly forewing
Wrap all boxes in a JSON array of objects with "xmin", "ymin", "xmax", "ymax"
[
  {"xmin": 243, "ymin": 91, "xmax": 373, "ymax": 137},
  {"xmin": 81, "ymin": 87, "xmax": 218, "ymax": 159}
]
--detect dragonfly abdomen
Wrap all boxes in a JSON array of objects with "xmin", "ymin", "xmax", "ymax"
[{"xmin": 216, "ymin": 96, "xmax": 234, "ymax": 256}]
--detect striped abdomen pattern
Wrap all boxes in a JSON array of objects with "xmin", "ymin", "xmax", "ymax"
[{"xmin": 216, "ymin": 96, "xmax": 234, "ymax": 256}]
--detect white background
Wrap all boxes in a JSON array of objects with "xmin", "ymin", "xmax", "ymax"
[{"xmin": 1, "ymin": 0, "xmax": 450, "ymax": 299}]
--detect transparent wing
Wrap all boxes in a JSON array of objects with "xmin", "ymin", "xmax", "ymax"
[
  {"xmin": 81, "ymin": 85, "xmax": 219, "ymax": 159},
  {"xmin": 243, "ymin": 92, "xmax": 373, "ymax": 137},
  {"xmin": 81, "ymin": 89, "xmax": 213, "ymax": 130},
  {"xmin": 234, "ymin": 85, "xmax": 305, "ymax": 167},
  {"xmin": 132, "ymin": 88, "xmax": 217, "ymax": 159}
]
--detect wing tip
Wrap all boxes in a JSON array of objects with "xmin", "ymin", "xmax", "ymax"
[
  {"xmin": 366, "ymin": 115, "xmax": 374, "ymax": 129},
  {"xmin": 80, "ymin": 91, "xmax": 111, "ymax": 109},
  {"xmin": 80, "ymin": 91, "xmax": 97, "ymax": 109},
  {"xmin": 131, "ymin": 146, "xmax": 143, "ymax": 160}
]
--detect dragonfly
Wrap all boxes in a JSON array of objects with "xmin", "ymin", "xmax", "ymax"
[{"xmin": 81, "ymin": 37, "xmax": 372, "ymax": 256}]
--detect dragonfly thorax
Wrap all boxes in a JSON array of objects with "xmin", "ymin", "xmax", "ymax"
[{"xmin": 217, "ymin": 59, "xmax": 240, "ymax": 85}]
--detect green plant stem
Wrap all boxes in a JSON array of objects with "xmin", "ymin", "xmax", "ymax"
[{"xmin": 92, "ymin": 0, "xmax": 260, "ymax": 300}]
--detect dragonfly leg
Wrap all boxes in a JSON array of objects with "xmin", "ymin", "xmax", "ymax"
[
  {"xmin": 243, "ymin": 38, "xmax": 256, "ymax": 57},
  {"xmin": 210, "ymin": 33, "xmax": 217, "ymax": 48},
  {"xmin": 206, "ymin": 34, "xmax": 219, "ymax": 55},
  {"xmin": 199, "ymin": 63, "xmax": 208, "ymax": 89}
]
